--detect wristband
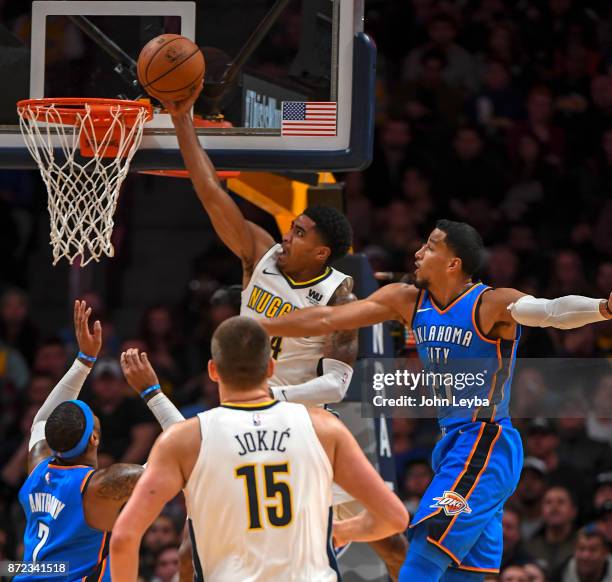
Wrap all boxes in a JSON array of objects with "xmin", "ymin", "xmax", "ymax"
[
  {"xmin": 77, "ymin": 351, "xmax": 97, "ymax": 363},
  {"xmin": 141, "ymin": 384, "xmax": 161, "ymax": 399}
]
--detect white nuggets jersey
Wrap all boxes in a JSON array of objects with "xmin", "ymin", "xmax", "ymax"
[
  {"xmin": 184, "ymin": 401, "xmax": 338, "ymax": 582},
  {"xmin": 241, "ymin": 244, "xmax": 349, "ymax": 385}
]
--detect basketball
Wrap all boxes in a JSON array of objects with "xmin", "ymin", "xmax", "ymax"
[{"xmin": 137, "ymin": 34, "xmax": 205, "ymax": 102}]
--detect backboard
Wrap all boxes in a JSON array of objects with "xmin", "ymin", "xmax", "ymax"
[{"xmin": 0, "ymin": 1, "xmax": 375, "ymax": 171}]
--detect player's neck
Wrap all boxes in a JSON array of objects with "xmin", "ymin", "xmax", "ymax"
[
  {"xmin": 427, "ymin": 279, "xmax": 473, "ymax": 309},
  {"xmin": 219, "ymin": 384, "xmax": 275, "ymax": 405},
  {"xmin": 281, "ymin": 263, "xmax": 328, "ymax": 284}
]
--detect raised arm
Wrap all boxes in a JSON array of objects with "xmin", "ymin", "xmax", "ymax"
[
  {"xmin": 309, "ymin": 408, "xmax": 409, "ymax": 544},
  {"xmin": 28, "ymin": 300, "xmax": 102, "ymax": 473},
  {"xmin": 262, "ymin": 283, "xmax": 419, "ymax": 338},
  {"xmin": 164, "ymin": 88, "xmax": 274, "ymax": 279},
  {"xmin": 110, "ymin": 419, "xmax": 200, "ymax": 582}
]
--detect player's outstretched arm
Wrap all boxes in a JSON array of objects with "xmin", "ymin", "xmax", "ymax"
[
  {"xmin": 110, "ymin": 419, "xmax": 200, "ymax": 582},
  {"xmin": 163, "ymin": 87, "xmax": 274, "ymax": 278},
  {"xmin": 310, "ymin": 409, "xmax": 409, "ymax": 544},
  {"xmin": 481, "ymin": 287, "xmax": 612, "ymax": 338},
  {"xmin": 262, "ymin": 283, "xmax": 418, "ymax": 338},
  {"xmin": 28, "ymin": 300, "xmax": 102, "ymax": 474}
]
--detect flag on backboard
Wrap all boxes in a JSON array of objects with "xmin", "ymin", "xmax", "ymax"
[{"xmin": 281, "ymin": 102, "xmax": 337, "ymax": 136}]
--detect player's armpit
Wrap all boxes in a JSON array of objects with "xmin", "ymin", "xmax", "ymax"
[
  {"xmin": 27, "ymin": 435, "xmax": 52, "ymax": 475},
  {"xmin": 324, "ymin": 281, "xmax": 359, "ymax": 365},
  {"xmin": 477, "ymin": 287, "xmax": 526, "ymax": 339},
  {"xmin": 263, "ymin": 283, "xmax": 416, "ymax": 338}
]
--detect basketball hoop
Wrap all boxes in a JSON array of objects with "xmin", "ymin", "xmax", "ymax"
[{"xmin": 17, "ymin": 98, "xmax": 153, "ymax": 266}]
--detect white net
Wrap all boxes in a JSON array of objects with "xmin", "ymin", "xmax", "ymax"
[{"xmin": 17, "ymin": 100, "xmax": 151, "ymax": 266}]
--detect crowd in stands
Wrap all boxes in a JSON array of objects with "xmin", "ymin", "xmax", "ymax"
[{"xmin": 1, "ymin": 0, "xmax": 612, "ymax": 580}]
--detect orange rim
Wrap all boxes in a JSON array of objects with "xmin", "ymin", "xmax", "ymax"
[
  {"xmin": 139, "ymin": 169, "xmax": 240, "ymax": 180},
  {"xmin": 17, "ymin": 97, "xmax": 154, "ymax": 126}
]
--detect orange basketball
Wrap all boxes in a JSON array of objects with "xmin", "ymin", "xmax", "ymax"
[{"xmin": 137, "ymin": 34, "xmax": 205, "ymax": 102}]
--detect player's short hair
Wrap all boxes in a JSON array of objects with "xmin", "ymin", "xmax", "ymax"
[
  {"xmin": 45, "ymin": 401, "xmax": 87, "ymax": 454},
  {"xmin": 303, "ymin": 205, "xmax": 353, "ymax": 263},
  {"xmin": 211, "ymin": 316, "xmax": 271, "ymax": 389},
  {"xmin": 435, "ymin": 219, "xmax": 484, "ymax": 277}
]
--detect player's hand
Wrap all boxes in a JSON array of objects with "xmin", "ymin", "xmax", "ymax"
[
  {"xmin": 161, "ymin": 80, "xmax": 204, "ymax": 117},
  {"xmin": 74, "ymin": 300, "xmax": 102, "ymax": 362},
  {"xmin": 603, "ymin": 293, "xmax": 612, "ymax": 319},
  {"xmin": 120, "ymin": 348, "xmax": 160, "ymax": 394}
]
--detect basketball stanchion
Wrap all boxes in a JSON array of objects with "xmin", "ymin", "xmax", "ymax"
[{"xmin": 17, "ymin": 98, "xmax": 153, "ymax": 266}]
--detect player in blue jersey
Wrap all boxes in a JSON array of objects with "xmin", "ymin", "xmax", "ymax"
[
  {"xmin": 261, "ymin": 219, "xmax": 612, "ymax": 581},
  {"xmin": 17, "ymin": 300, "xmax": 184, "ymax": 581}
]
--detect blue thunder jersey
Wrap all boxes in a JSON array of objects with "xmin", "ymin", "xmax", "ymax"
[
  {"xmin": 17, "ymin": 458, "xmax": 110, "ymax": 581},
  {"xmin": 412, "ymin": 283, "xmax": 520, "ymax": 428}
]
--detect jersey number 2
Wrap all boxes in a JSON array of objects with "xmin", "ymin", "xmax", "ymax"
[
  {"xmin": 235, "ymin": 463, "xmax": 293, "ymax": 529},
  {"xmin": 32, "ymin": 521, "xmax": 49, "ymax": 562}
]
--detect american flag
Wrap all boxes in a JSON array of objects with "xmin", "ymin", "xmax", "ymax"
[{"xmin": 281, "ymin": 102, "xmax": 337, "ymax": 136}]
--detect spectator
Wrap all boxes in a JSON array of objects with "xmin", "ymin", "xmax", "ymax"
[
  {"xmin": 402, "ymin": 13, "xmax": 479, "ymax": 93},
  {"xmin": 553, "ymin": 526, "xmax": 612, "ymax": 582},
  {"xmin": 398, "ymin": 47, "xmax": 465, "ymax": 127},
  {"xmin": 588, "ymin": 375, "xmax": 612, "ymax": 445},
  {"xmin": 502, "ymin": 506, "xmax": 535, "ymax": 568},
  {"xmin": 0, "ymin": 288, "xmax": 38, "ymax": 365},
  {"xmin": 141, "ymin": 304, "xmax": 186, "ymax": 391},
  {"xmin": 32, "ymin": 338, "xmax": 67, "ymax": 383},
  {"xmin": 509, "ymin": 86, "xmax": 566, "ymax": 168},
  {"xmin": 140, "ymin": 515, "xmax": 180, "ymax": 582},
  {"xmin": 87, "ymin": 359, "xmax": 158, "ymax": 466},
  {"xmin": 401, "ymin": 459, "xmax": 433, "ymax": 516},
  {"xmin": 524, "ymin": 562, "xmax": 547, "ymax": 582},
  {"xmin": 500, "ymin": 564, "xmax": 528, "ymax": 582},
  {"xmin": 512, "ymin": 456, "xmax": 548, "ymax": 540},
  {"xmin": 485, "ymin": 246, "xmax": 519, "ymax": 289},
  {"xmin": 525, "ymin": 418, "xmax": 591, "ymax": 513},
  {"xmin": 530, "ymin": 485, "xmax": 578, "ymax": 573},
  {"xmin": 467, "ymin": 59, "xmax": 523, "ymax": 136},
  {"xmin": 152, "ymin": 545, "xmax": 180, "ymax": 582}
]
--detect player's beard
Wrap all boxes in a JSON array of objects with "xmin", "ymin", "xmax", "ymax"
[{"xmin": 414, "ymin": 277, "xmax": 430, "ymax": 290}]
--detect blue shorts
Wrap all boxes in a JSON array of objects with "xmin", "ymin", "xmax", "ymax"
[{"xmin": 408, "ymin": 419, "xmax": 523, "ymax": 574}]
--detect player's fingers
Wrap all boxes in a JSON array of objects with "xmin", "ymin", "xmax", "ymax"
[
  {"xmin": 93, "ymin": 320, "xmax": 102, "ymax": 342},
  {"xmin": 120, "ymin": 351, "xmax": 128, "ymax": 371},
  {"xmin": 128, "ymin": 348, "xmax": 140, "ymax": 370}
]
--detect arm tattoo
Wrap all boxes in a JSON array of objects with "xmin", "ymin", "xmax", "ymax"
[
  {"xmin": 96, "ymin": 464, "xmax": 144, "ymax": 501},
  {"xmin": 325, "ymin": 280, "xmax": 359, "ymax": 366}
]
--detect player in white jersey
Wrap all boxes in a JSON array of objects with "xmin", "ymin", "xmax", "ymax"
[
  {"xmin": 110, "ymin": 317, "xmax": 409, "ymax": 582},
  {"xmin": 164, "ymin": 87, "xmax": 407, "ymax": 579}
]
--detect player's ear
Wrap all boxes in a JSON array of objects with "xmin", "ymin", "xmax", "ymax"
[
  {"xmin": 207, "ymin": 360, "xmax": 219, "ymax": 382},
  {"xmin": 316, "ymin": 245, "xmax": 331, "ymax": 264},
  {"xmin": 447, "ymin": 257, "xmax": 461, "ymax": 273},
  {"xmin": 267, "ymin": 357, "xmax": 275, "ymax": 379}
]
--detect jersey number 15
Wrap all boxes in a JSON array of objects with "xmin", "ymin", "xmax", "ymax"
[{"xmin": 235, "ymin": 463, "xmax": 293, "ymax": 530}]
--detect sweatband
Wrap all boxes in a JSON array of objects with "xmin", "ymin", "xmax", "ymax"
[
  {"xmin": 147, "ymin": 392, "xmax": 185, "ymax": 431},
  {"xmin": 508, "ymin": 295, "xmax": 607, "ymax": 330},
  {"xmin": 271, "ymin": 358, "xmax": 353, "ymax": 405}
]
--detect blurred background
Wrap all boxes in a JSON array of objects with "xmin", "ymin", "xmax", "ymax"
[{"xmin": 1, "ymin": 1, "xmax": 612, "ymax": 580}]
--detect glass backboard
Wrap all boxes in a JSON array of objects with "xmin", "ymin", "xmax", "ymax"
[{"xmin": 0, "ymin": 0, "xmax": 375, "ymax": 171}]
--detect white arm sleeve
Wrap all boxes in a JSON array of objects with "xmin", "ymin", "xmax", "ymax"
[
  {"xmin": 146, "ymin": 392, "xmax": 185, "ymax": 431},
  {"xmin": 29, "ymin": 359, "xmax": 92, "ymax": 450},
  {"xmin": 270, "ymin": 358, "xmax": 353, "ymax": 405},
  {"xmin": 508, "ymin": 295, "xmax": 607, "ymax": 330}
]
